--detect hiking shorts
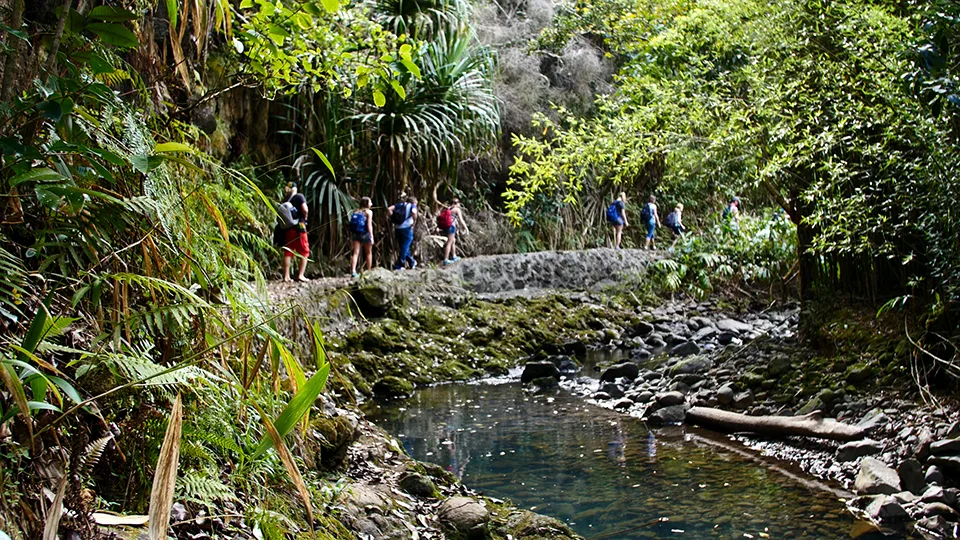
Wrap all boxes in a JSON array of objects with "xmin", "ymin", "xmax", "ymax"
[
  {"xmin": 445, "ymin": 225, "xmax": 457, "ymax": 236},
  {"xmin": 284, "ymin": 228, "xmax": 310, "ymax": 257},
  {"xmin": 609, "ymin": 217, "xmax": 624, "ymax": 227},
  {"xmin": 646, "ymin": 221, "xmax": 656, "ymax": 239},
  {"xmin": 352, "ymin": 231, "xmax": 372, "ymax": 245}
]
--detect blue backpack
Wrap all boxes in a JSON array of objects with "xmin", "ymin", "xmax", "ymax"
[
  {"xmin": 349, "ymin": 211, "xmax": 367, "ymax": 233},
  {"xmin": 606, "ymin": 202, "xmax": 621, "ymax": 223},
  {"xmin": 640, "ymin": 203, "xmax": 653, "ymax": 223}
]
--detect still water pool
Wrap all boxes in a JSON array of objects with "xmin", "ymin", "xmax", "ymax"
[{"xmin": 365, "ymin": 382, "xmax": 861, "ymax": 539}]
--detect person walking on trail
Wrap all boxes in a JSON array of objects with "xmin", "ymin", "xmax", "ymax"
[
  {"xmin": 388, "ymin": 195, "xmax": 419, "ymax": 270},
  {"xmin": 641, "ymin": 195, "xmax": 661, "ymax": 250},
  {"xmin": 664, "ymin": 203, "xmax": 686, "ymax": 236},
  {"xmin": 606, "ymin": 192, "xmax": 629, "ymax": 249},
  {"xmin": 722, "ymin": 196, "xmax": 741, "ymax": 229},
  {"xmin": 279, "ymin": 181, "xmax": 311, "ymax": 282},
  {"xmin": 349, "ymin": 197, "xmax": 374, "ymax": 278},
  {"xmin": 439, "ymin": 198, "xmax": 469, "ymax": 265}
]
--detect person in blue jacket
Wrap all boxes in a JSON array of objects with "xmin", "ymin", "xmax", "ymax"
[{"xmin": 606, "ymin": 192, "xmax": 629, "ymax": 249}]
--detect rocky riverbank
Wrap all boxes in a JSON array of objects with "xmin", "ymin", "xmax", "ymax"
[{"xmin": 263, "ymin": 249, "xmax": 958, "ymax": 539}]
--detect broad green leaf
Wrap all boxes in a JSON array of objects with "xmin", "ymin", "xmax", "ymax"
[
  {"xmin": 390, "ymin": 80, "xmax": 406, "ymax": 100},
  {"xmin": 87, "ymin": 23, "xmax": 139, "ymax": 49},
  {"xmin": 239, "ymin": 0, "xmax": 254, "ymax": 8},
  {"xmin": 400, "ymin": 58, "xmax": 421, "ymax": 79},
  {"xmin": 35, "ymin": 186, "xmax": 64, "ymax": 210},
  {"xmin": 252, "ymin": 365, "xmax": 330, "ymax": 458},
  {"xmin": 320, "ymin": 0, "xmax": 339, "ymax": 13},
  {"xmin": 373, "ymin": 90, "xmax": 386, "ymax": 107},
  {"xmin": 399, "ymin": 44, "xmax": 412, "ymax": 59},
  {"xmin": 10, "ymin": 168, "xmax": 67, "ymax": 187},
  {"xmin": 88, "ymin": 6, "xmax": 137, "ymax": 21},
  {"xmin": 154, "ymin": 142, "xmax": 197, "ymax": 154},
  {"xmin": 267, "ymin": 24, "xmax": 290, "ymax": 46},
  {"xmin": 310, "ymin": 148, "xmax": 336, "ymax": 176}
]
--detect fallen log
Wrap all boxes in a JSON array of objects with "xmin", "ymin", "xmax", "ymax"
[{"xmin": 685, "ymin": 406, "xmax": 866, "ymax": 441}]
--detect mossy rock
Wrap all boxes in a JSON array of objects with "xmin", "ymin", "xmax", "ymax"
[
  {"xmin": 310, "ymin": 414, "xmax": 358, "ymax": 469},
  {"xmin": 500, "ymin": 510, "xmax": 579, "ymax": 539},
  {"xmin": 398, "ymin": 472, "xmax": 440, "ymax": 499},
  {"xmin": 844, "ymin": 362, "xmax": 877, "ymax": 384},
  {"xmin": 417, "ymin": 461, "xmax": 458, "ymax": 487},
  {"xmin": 740, "ymin": 371, "xmax": 765, "ymax": 388},
  {"xmin": 372, "ymin": 375, "xmax": 415, "ymax": 398},
  {"xmin": 413, "ymin": 306, "xmax": 467, "ymax": 334},
  {"xmin": 434, "ymin": 360, "xmax": 479, "ymax": 381}
]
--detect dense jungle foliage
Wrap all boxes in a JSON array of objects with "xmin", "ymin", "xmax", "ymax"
[{"xmin": 0, "ymin": 0, "xmax": 959, "ymax": 537}]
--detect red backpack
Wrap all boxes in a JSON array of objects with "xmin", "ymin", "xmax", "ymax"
[{"xmin": 437, "ymin": 208, "xmax": 454, "ymax": 229}]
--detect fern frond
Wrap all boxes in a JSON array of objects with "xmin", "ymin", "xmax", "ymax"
[
  {"xmin": 82, "ymin": 435, "xmax": 113, "ymax": 474},
  {"xmin": 177, "ymin": 469, "xmax": 238, "ymax": 505}
]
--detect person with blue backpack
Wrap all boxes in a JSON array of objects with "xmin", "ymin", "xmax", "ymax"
[
  {"xmin": 606, "ymin": 192, "xmax": 629, "ymax": 249},
  {"xmin": 349, "ymin": 197, "xmax": 374, "ymax": 278},
  {"xmin": 388, "ymin": 194, "xmax": 419, "ymax": 270},
  {"xmin": 641, "ymin": 194, "xmax": 661, "ymax": 250}
]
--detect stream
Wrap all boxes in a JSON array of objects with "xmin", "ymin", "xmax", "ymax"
[{"xmin": 364, "ymin": 378, "xmax": 864, "ymax": 539}]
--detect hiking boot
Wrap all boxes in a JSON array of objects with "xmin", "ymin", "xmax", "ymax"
[
  {"xmin": 351, "ymin": 272, "xmax": 360, "ymax": 278},
  {"xmin": 443, "ymin": 259, "xmax": 454, "ymax": 266},
  {"xmin": 410, "ymin": 260, "xmax": 418, "ymax": 270}
]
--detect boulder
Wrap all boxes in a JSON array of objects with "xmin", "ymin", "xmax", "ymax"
[
  {"xmin": 646, "ymin": 404, "xmax": 689, "ymax": 427},
  {"xmin": 716, "ymin": 384, "xmax": 735, "ymax": 406},
  {"xmin": 928, "ymin": 455, "xmax": 960, "ymax": 474},
  {"xmin": 930, "ymin": 438, "xmax": 960, "ymax": 455},
  {"xmin": 715, "ymin": 318, "xmax": 753, "ymax": 335},
  {"xmin": 656, "ymin": 391, "xmax": 686, "ymax": 407},
  {"xmin": 398, "ymin": 473, "xmax": 438, "ymax": 498},
  {"xmin": 670, "ymin": 341, "xmax": 700, "ymax": 356},
  {"xmin": 732, "ymin": 390, "xmax": 755, "ymax": 410},
  {"xmin": 692, "ymin": 326, "xmax": 717, "ymax": 342},
  {"xmin": 766, "ymin": 356, "xmax": 793, "ymax": 377},
  {"xmin": 631, "ymin": 348, "xmax": 652, "ymax": 360},
  {"xmin": 856, "ymin": 410, "xmax": 890, "ymax": 431},
  {"xmin": 837, "ymin": 439, "xmax": 882, "ymax": 462},
  {"xmin": 630, "ymin": 321, "xmax": 654, "ymax": 337},
  {"xmin": 864, "ymin": 495, "xmax": 908, "ymax": 523},
  {"xmin": 521, "ymin": 362, "xmax": 560, "ymax": 384},
  {"xmin": 898, "ymin": 459, "xmax": 926, "ymax": 495},
  {"xmin": 612, "ymin": 398, "xmax": 634, "ymax": 411},
  {"xmin": 925, "ymin": 465, "xmax": 945, "ymax": 486},
  {"xmin": 670, "ymin": 356, "xmax": 712, "ymax": 375},
  {"xmin": 632, "ymin": 391, "xmax": 654, "ymax": 404},
  {"xmin": 546, "ymin": 355, "xmax": 580, "ymax": 374},
  {"xmin": 599, "ymin": 362, "xmax": 640, "ymax": 383},
  {"xmin": 372, "ymin": 376, "xmax": 414, "ymax": 398},
  {"xmin": 914, "ymin": 516, "xmax": 957, "ymax": 539},
  {"xmin": 561, "ymin": 340, "xmax": 587, "ymax": 356},
  {"xmin": 921, "ymin": 502, "xmax": 959, "ymax": 518},
  {"xmin": 716, "ymin": 332, "xmax": 737, "ymax": 345},
  {"xmin": 855, "ymin": 457, "xmax": 901, "ymax": 495},
  {"xmin": 439, "ymin": 497, "xmax": 489, "ymax": 533},
  {"xmin": 600, "ymin": 382, "xmax": 625, "ymax": 399}
]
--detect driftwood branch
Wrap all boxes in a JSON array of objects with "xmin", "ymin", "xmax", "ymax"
[{"xmin": 686, "ymin": 406, "xmax": 865, "ymax": 441}]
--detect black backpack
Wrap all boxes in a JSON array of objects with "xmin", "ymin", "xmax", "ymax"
[{"xmin": 390, "ymin": 202, "xmax": 409, "ymax": 225}]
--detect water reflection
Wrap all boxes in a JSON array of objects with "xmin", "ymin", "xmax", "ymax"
[{"xmin": 365, "ymin": 383, "xmax": 858, "ymax": 539}]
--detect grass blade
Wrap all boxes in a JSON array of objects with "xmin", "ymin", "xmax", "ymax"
[
  {"xmin": 42, "ymin": 474, "xmax": 67, "ymax": 540},
  {"xmin": 253, "ymin": 402, "xmax": 314, "ymax": 530},
  {"xmin": 251, "ymin": 364, "xmax": 330, "ymax": 458},
  {"xmin": 148, "ymin": 394, "xmax": 183, "ymax": 540}
]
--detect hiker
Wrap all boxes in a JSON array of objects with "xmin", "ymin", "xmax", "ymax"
[
  {"xmin": 349, "ymin": 197, "xmax": 374, "ymax": 278},
  {"xmin": 642, "ymin": 195, "xmax": 661, "ymax": 250},
  {"xmin": 388, "ymin": 195, "xmax": 419, "ymax": 270},
  {"xmin": 606, "ymin": 192, "xmax": 629, "ymax": 249},
  {"xmin": 664, "ymin": 203, "xmax": 685, "ymax": 236},
  {"xmin": 439, "ymin": 198, "xmax": 469, "ymax": 265},
  {"xmin": 278, "ymin": 181, "xmax": 310, "ymax": 282},
  {"xmin": 722, "ymin": 196, "xmax": 741, "ymax": 229}
]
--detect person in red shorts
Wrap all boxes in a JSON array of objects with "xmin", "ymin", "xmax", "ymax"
[{"xmin": 281, "ymin": 182, "xmax": 311, "ymax": 282}]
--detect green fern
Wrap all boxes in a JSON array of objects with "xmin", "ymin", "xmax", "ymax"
[{"xmin": 177, "ymin": 468, "xmax": 238, "ymax": 505}]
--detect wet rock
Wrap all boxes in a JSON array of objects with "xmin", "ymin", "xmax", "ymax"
[
  {"xmin": 599, "ymin": 362, "xmax": 639, "ymax": 383},
  {"xmin": 561, "ymin": 340, "xmax": 587, "ymax": 356},
  {"xmin": 630, "ymin": 321, "xmax": 654, "ymax": 337},
  {"xmin": 864, "ymin": 495, "xmax": 908, "ymax": 523},
  {"xmin": 837, "ymin": 439, "xmax": 882, "ymax": 462},
  {"xmin": 857, "ymin": 410, "xmax": 889, "ymax": 432},
  {"xmin": 845, "ymin": 363, "xmax": 877, "ymax": 384},
  {"xmin": 669, "ymin": 341, "xmax": 701, "ymax": 357},
  {"xmin": 521, "ymin": 362, "xmax": 560, "ymax": 384},
  {"xmin": 670, "ymin": 355, "xmax": 711, "ymax": 375},
  {"xmin": 689, "ymin": 316, "xmax": 714, "ymax": 329},
  {"xmin": 527, "ymin": 376, "xmax": 559, "ymax": 392},
  {"xmin": 600, "ymin": 382, "xmax": 625, "ymax": 399},
  {"xmin": 642, "ymin": 371, "xmax": 662, "ymax": 381},
  {"xmin": 928, "ymin": 455, "xmax": 960, "ymax": 474},
  {"xmin": 592, "ymin": 392, "xmax": 611, "ymax": 401},
  {"xmin": 439, "ymin": 497, "xmax": 489, "ymax": 534},
  {"xmin": 740, "ymin": 371, "xmax": 765, "ymax": 388},
  {"xmin": 613, "ymin": 398, "xmax": 634, "ymax": 411},
  {"xmin": 646, "ymin": 404, "xmax": 689, "ymax": 427},
  {"xmin": 716, "ymin": 318, "xmax": 753, "ymax": 335},
  {"xmin": 546, "ymin": 355, "xmax": 580, "ymax": 374},
  {"xmin": 855, "ymin": 457, "xmax": 902, "ymax": 495},
  {"xmin": 647, "ymin": 337, "xmax": 667, "ymax": 349},
  {"xmin": 930, "ymin": 438, "xmax": 960, "ymax": 455},
  {"xmin": 716, "ymin": 332, "xmax": 737, "ymax": 345},
  {"xmin": 656, "ymin": 391, "xmax": 685, "ymax": 407},
  {"xmin": 398, "ymin": 472, "xmax": 439, "ymax": 498},
  {"xmin": 692, "ymin": 326, "xmax": 717, "ymax": 341},
  {"xmin": 631, "ymin": 391, "xmax": 654, "ymax": 404},
  {"xmin": 921, "ymin": 502, "xmax": 958, "ymax": 518},
  {"xmin": 373, "ymin": 376, "xmax": 415, "ymax": 398},
  {"xmin": 898, "ymin": 459, "xmax": 926, "ymax": 495},
  {"xmin": 504, "ymin": 510, "xmax": 578, "ymax": 538},
  {"xmin": 766, "ymin": 356, "xmax": 793, "ymax": 377},
  {"xmin": 732, "ymin": 390, "xmax": 754, "ymax": 410},
  {"xmin": 914, "ymin": 516, "xmax": 958, "ymax": 539},
  {"xmin": 716, "ymin": 384, "xmax": 735, "ymax": 406},
  {"xmin": 925, "ymin": 465, "xmax": 945, "ymax": 486},
  {"xmin": 631, "ymin": 348, "xmax": 651, "ymax": 360}
]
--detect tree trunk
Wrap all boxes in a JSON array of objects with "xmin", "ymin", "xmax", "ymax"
[
  {"xmin": 1, "ymin": 0, "xmax": 25, "ymax": 102},
  {"xmin": 685, "ymin": 406, "xmax": 865, "ymax": 441}
]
